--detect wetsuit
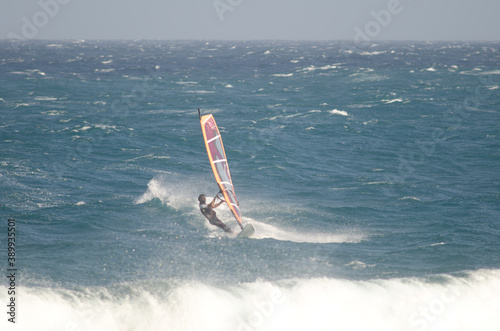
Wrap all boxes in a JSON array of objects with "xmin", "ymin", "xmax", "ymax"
[{"xmin": 199, "ymin": 202, "xmax": 232, "ymax": 233}]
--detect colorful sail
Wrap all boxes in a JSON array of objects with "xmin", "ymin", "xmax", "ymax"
[{"xmin": 199, "ymin": 112, "xmax": 243, "ymax": 228}]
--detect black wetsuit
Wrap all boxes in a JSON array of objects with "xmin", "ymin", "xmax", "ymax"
[{"xmin": 199, "ymin": 203, "xmax": 232, "ymax": 233}]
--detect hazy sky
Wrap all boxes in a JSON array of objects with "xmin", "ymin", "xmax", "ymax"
[{"xmin": 2, "ymin": 0, "xmax": 499, "ymax": 41}]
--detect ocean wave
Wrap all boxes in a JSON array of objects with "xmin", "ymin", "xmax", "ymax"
[
  {"xmin": 184, "ymin": 90, "xmax": 215, "ymax": 94},
  {"xmin": 382, "ymin": 98, "xmax": 405, "ymax": 104},
  {"xmin": 297, "ymin": 64, "xmax": 338, "ymax": 72},
  {"xmin": 329, "ymin": 109, "xmax": 349, "ymax": 116},
  {"xmin": 71, "ymin": 124, "xmax": 120, "ymax": 133},
  {"xmin": 135, "ymin": 175, "xmax": 213, "ymax": 212},
  {"xmin": 348, "ymin": 72, "xmax": 388, "ymax": 83},
  {"xmin": 2, "ymin": 269, "xmax": 499, "ymax": 331},
  {"xmin": 271, "ymin": 73, "xmax": 294, "ymax": 77},
  {"xmin": 34, "ymin": 96, "xmax": 58, "ymax": 101},
  {"xmin": 94, "ymin": 68, "xmax": 116, "ymax": 73}
]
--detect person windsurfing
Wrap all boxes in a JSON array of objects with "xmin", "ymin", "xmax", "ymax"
[{"xmin": 198, "ymin": 191, "xmax": 233, "ymax": 233}]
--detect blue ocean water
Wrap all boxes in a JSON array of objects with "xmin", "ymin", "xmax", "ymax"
[{"xmin": 1, "ymin": 40, "xmax": 500, "ymax": 330}]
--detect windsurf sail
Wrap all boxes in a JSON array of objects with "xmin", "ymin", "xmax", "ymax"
[{"xmin": 199, "ymin": 109, "xmax": 243, "ymax": 229}]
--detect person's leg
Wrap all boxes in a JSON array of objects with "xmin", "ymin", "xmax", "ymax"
[{"xmin": 209, "ymin": 217, "xmax": 233, "ymax": 233}]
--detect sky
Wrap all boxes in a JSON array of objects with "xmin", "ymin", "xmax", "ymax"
[{"xmin": 1, "ymin": 0, "xmax": 499, "ymax": 41}]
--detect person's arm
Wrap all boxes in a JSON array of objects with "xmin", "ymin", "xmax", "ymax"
[{"xmin": 210, "ymin": 195, "xmax": 225, "ymax": 209}]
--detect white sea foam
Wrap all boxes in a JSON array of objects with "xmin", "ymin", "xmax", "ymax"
[
  {"xmin": 359, "ymin": 51, "xmax": 386, "ymax": 56},
  {"xmin": 382, "ymin": 98, "xmax": 404, "ymax": 104},
  {"xmin": 71, "ymin": 124, "xmax": 119, "ymax": 133},
  {"xmin": 94, "ymin": 68, "xmax": 116, "ymax": 73},
  {"xmin": 2, "ymin": 269, "xmax": 499, "ymax": 331},
  {"xmin": 399, "ymin": 196, "xmax": 421, "ymax": 202},
  {"xmin": 184, "ymin": 90, "xmax": 215, "ymax": 94},
  {"xmin": 345, "ymin": 260, "xmax": 376, "ymax": 270},
  {"xmin": 243, "ymin": 218, "xmax": 366, "ymax": 244},
  {"xmin": 329, "ymin": 109, "xmax": 349, "ymax": 116},
  {"xmin": 41, "ymin": 110, "xmax": 65, "ymax": 116},
  {"xmin": 349, "ymin": 72, "xmax": 388, "ymax": 83},
  {"xmin": 298, "ymin": 64, "xmax": 338, "ymax": 72},
  {"xmin": 35, "ymin": 96, "xmax": 58, "ymax": 101},
  {"xmin": 271, "ymin": 73, "xmax": 294, "ymax": 77},
  {"xmin": 135, "ymin": 175, "xmax": 212, "ymax": 212},
  {"xmin": 363, "ymin": 181, "xmax": 392, "ymax": 186},
  {"xmin": 176, "ymin": 81, "xmax": 198, "ymax": 85},
  {"xmin": 478, "ymin": 70, "xmax": 500, "ymax": 75}
]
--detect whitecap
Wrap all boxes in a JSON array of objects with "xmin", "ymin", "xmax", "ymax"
[
  {"xmin": 399, "ymin": 196, "xmax": 421, "ymax": 201},
  {"xmin": 95, "ymin": 124, "xmax": 117, "ymax": 130},
  {"xmin": 298, "ymin": 64, "xmax": 338, "ymax": 72},
  {"xmin": 363, "ymin": 181, "xmax": 391, "ymax": 185},
  {"xmin": 41, "ymin": 110, "xmax": 65, "ymax": 116},
  {"xmin": 359, "ymin": 51, "xmax": 386, "ymax": 56},
  {"xmin": 176, "ymin": 81, "xmax": 198, "ymax": 85},
  {"xmin": 345, "ymin": 260, "xmax": 376, "ymax": 269},
  {"xmin": 185, "ymin": 90, "xmax": 215, "ymax": 94},
  {"xmin": 25, "ymin": 69, "xmax": 45, "ymax": 75},
  {"xmin": 479, "ymin": 70, "xmax": 500, "ymax": 75},
  {"xmin": 329, "ymin": 109, "xmax": 348, "ymax": 116},
  {"xmin": 14, "ymin": 103, "xmax": 33, "ymax": 108},
  {"xmin": 382, "ymin": 98, "xmax": 404, "ymax": 104},
  {"xmin": 35, "ymin": 96, "xmax": 58, "ymax": 101},
  {"xmin": 11, "ymin": 269, "xmax": 500, "ymax": 331},
  {"xmin": 94, "ymin": 68, "xmax": 115, "ymax": 73}
]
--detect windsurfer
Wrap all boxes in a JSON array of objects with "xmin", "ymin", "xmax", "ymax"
[{"xmin": 198, "ymin": 192, "xmax": 233, "ymax": 233}]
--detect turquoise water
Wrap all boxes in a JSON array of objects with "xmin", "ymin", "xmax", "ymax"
[{"xmin": 1, "ymin": 40, "xmax": 500, "ymax": 330}]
